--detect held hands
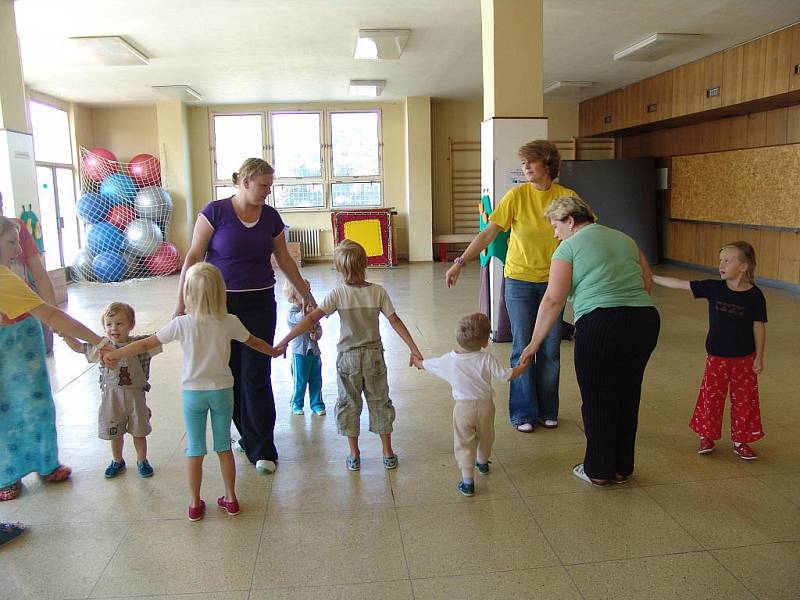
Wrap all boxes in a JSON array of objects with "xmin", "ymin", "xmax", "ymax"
[
  {"xmin": 410, "ymin": 353, "xmax": 424, "ymax": 369},
  {"xmin": 519, "ymin": 343, "xmax": 537, "ymax": 367}
]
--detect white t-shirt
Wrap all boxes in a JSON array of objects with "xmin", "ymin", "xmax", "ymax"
[
  {"xmin": 156, "ymin": 314, "xmax": 250, "ymax": 390},
  {"xmin": 423, "ymin": 350, "xmax": 513, "ymax": 402},
  {"xmin": 319, "ymin": 282, "xmax": 396, "ymax": 352}
]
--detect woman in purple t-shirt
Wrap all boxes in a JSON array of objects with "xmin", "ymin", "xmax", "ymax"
[{"xmin": 175, "ymin": 158, "xmax": 313, "ymax": 474}]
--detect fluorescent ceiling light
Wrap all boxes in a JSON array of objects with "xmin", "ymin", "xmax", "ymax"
[
  {"xmin": 354, "ymin": 29, "xmax": 410, "ymax": 60},
  {"xmin": 613, "ymin": 33, "xmax": 702, "ymax": 62},
  {"xmin": 543, "ymin": 81, "xmax": 596, "ymax": 96},
  {"xmin": 69, "ymin": 36, "xmax": 149, "ymax": 66},
  {"xmin": 151, "ymin": 85, "xmax": 203, "ymax": 102},
  {"xmin": 348, "ymin": 80, "xmax": 386, "ymax": 97}
]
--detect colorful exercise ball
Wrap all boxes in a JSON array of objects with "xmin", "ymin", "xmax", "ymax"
[
  {"xmin": 92, "ymin": 251, "xmax": 127, "ymax": 282},
  {"xmin": 125, "ymin": 218, "xmax": 163, "ymax": 256},
  {"xmin": 82, "ymin": 147, "xmax": 118, "ymax": 182},
  {"xmin": 87, "ymin": 222, "xmax": 126, "ymax": 254},
  {"xmin": 122, "ymin": 251, "xmax": 140, "ymax": 277},
  {"xmin": 145, "ymin": 241, "xmax": 181, "ymax": 276},
  {"xmin": 134, "ymin": 186, "xmax": 172, "ymax": 221},
  {"xmin": 71, "ymin": 248, "xmax": 95, "ymax": 282},
  {"xmin": 107, "ymin": 204, "xmax": 136, "ymax": 230},
  {"xmin": 127, "ymin": 154, "xmax": 161, "ymax": 187},
  {"xmin": 100, "ymin": 173, "xmax": 137, "ymax": 205},
  {"xmin": 76, "ymin": 192, "xmax": 110, "ymax": 224}
]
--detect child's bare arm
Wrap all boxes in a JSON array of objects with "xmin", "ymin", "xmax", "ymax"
[
  {"xmin": 104, "ymin": 335, "xmax": 161, "ymax": 365},
  {"xmin": 753, "ymin": 321, "xmax": 766, "ymax": 374},
  {"xmin": 652, "ymin": 275, "xmax": 691, "ymax": 290},
  {"xmin": 387, "ymin": 313, "xmax": 422, "ymax": 361},
  {"xmin": 510, "ymin": 362, "xmax": 529, "ymax": 380},
  {"xmin": 276, "ymin": 308, "xmax": 325, "ymax": 349},
  {"xmin": 58, "ymin": 333, "xmax": 86, "ymax": 354},
  {"xmin": 244, "ymin": 335, "xmax": 284, "ymax": 358}
]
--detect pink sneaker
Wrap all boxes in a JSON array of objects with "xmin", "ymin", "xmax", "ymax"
[
  {"xmin": 697, "ymin": 437, "xmax": 715, "ymax": 454},
  {"xmin": 217, "ymin": 496, "xmax": 240, "ymax": 516},
  {"xmin": 734, "ymin": 443, "xmax": 758, "ymax": 460},
  {"xmin": 188, "ymin": 500, "xmax": 206, "ymax": 521}
]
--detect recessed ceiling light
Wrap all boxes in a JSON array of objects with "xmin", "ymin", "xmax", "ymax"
[
  {"xmin": 151, "ymin": 85, "xmax": 203, "ymax": 102},
  {"xmin": 543, "ymin": 81, "xmax": 596, "ymax": 96},
  {"xmin": 69, "ymin": 36, "xmax": 149, "ymax": 66},
  {"xmin": 354, "ymin": 29, "xmax": 410, "ymax": 60},
  {"xmin": 613, "ymin": 33, "xmax": 702, "ymax": 62},
  {"xmin": 348, "ymin": 80, "xmax": 386, "ymax": 97}
]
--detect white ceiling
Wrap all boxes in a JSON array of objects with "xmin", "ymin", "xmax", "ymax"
[{"xmin": 13, "ymin": 0, "xmax": 800, "ymax": 106}]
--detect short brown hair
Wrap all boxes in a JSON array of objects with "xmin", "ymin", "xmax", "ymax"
[
  {"xmin": 333, "ymin": 240, "xmax": 367, "ymax": 284},
  {"xmin": 456, "ymin": 313, "xmax": 491, "ymax": 352},
  {"xmin": 518, "ymin": 140, "xmax": 562, "ymax": 179},
  {"xmin": 232, "ymin": 158, "xmax": 275, "ymax": 186},
  {"xmin": 101, "ymin": 302, "xmax": 136, "ymax": 327},
  {"xmin": 721, "ymin": 241, "xmax": 757, "ymax": 284}
]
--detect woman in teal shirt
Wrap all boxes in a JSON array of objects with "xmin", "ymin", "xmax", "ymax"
[{"xmin": 520, "ymin": 196, "xmax": 660, "ymax": 486}]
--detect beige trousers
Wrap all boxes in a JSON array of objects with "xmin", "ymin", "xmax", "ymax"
[{"xmin": 453, "ymin": 399, "xmax": 495, "ymax": 477}]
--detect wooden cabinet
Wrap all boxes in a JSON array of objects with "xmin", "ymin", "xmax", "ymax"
[
  {"xmin": 741, "ymin": 35, "xmax": 767, "ymax": 101},
  {"xmin": 620, "ymin": 81, "xmax": 642, "ymax": 128},
  {"xmin": 721, "ymin": 45, "xmax": 744, "ymax": 106},
  {"xmin": 579, "ymin": 94, "xmax": 608, "ymax": 137},
  {"xmin": 702, "ymin": 52, "xmax": 724, "ymax": 110},
  {"xmin": 790, "ymin": 23, "xmax": 800, "ymax": 92},
  {"xmin": 764, "ymin": 26, "xmax": 793, "ymax": 96},
  {"xmin": 641, "ymin": 71, "xmax": 674, "ymax": 122},
  {"xmin": 671, "ymin": 59, "xmax": 705, "ymax": 117},
  {"xmin": 602, "ymin": 88, "xmax": 626, "ymax": 133}
]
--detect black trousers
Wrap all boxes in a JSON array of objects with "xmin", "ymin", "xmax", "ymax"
[
  {"xmin": 574, "ymin": 306, "xmax": 660, "ymax": 480},
  {"xmin": 227, "ymin": 288, "xmax": 278, "ymax": 463}
]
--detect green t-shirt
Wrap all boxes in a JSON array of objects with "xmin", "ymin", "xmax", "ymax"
[{"xmin": 552, "ymin": 223, "xmax": 653, "ymax": 323}]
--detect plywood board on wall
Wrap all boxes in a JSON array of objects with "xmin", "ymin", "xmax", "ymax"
[{"xmin": 670, "ymin": 144, "xmax": 800, "ymax": 228}]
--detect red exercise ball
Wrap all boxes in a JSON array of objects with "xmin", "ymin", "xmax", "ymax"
[
  {"xmin": 128, "ymin": 153, "xmax": 161, "ymax": 187},
  {"xmin": 145, "ymin": 242, "xmax": 181, "ymax": 276},
  {"xmin": 82, "ymin": 147, "xmax": 118, "ymax": 182},
  {"xmin": 107, "ymin": 204, "xmax": 136, "ymax": 230}
]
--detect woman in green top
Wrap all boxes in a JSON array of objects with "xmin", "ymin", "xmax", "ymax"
[{"xmin": 520, "ymin": 196, "xmax": 660, "ymax": 486}]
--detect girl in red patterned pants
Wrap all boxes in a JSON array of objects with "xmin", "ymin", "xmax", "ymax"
[{"xmin": 654, "ymin": 241, "xmax": 766, "ymax": 459}]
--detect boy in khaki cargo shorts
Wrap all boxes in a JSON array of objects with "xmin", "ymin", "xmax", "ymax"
[
  {"xmin": 276, "ymin": 240, "xmax": 422, "ymax": 472},
  {"xmin": 61, "ymin": 302, "xmax": 161, "ymax": 478}
]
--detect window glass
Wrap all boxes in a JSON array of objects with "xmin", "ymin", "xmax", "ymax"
[{"xmin": 213, "ymin": 114, "xmax": 263, "ymax": 181}]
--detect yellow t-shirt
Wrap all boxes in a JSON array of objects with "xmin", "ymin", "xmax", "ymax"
[
  {"xmin": 0, "ymin": 266, "xmax": 44, "ymax": 321},
  {"xmin": 489, "ymin": 182, "xmax": 577, "ymax": 283}
]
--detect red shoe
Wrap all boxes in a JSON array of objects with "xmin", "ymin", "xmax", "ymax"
[
  {"xmin": 41, "ymin": 464, "xmax": 72, "ymax": 483},
  {"xmin": 188, "ymin": 500, "xmax": 206, "ymax": 521},
  {"xmin": 697, "ymin": 438, "xmax": 715, "ymax": 454},
  {"xmin": 217, "ymin": 496, "xmax": 240, "ymax": 516},
  {"xmin": 734, "ymin": 443, "xmax": 758, "ymax": 460},
  {"xmin": 0, "ymin": 481, "xmax": 22, "ymax": 501}
]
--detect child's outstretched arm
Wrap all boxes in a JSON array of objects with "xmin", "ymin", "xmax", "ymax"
[
  {"xmin": 58, "ymin": 333, "xmax": 86, "ymax": 354},
  {"xmin": 244, "ymin": 335, "xmax": 285, "ymax": 358},
  {"xmin": 510, "ymin": 358, "xmax": 531, "ymax": 380},
  {"xmin": 276, "ymin": 308, "xmax": 325, "ymax": 349},
  {"xmin": 387, "ymin": 313, "xmax": 423, "ymax": 365},
  {"xmin": 753, "ymin": 321, "xmax": 766, "ymax": 374},
  {"xmin": 652, "ymin": 274, "xmax": 691, "ymax": 290},
  {"xmin": 103, "ymin": 335, "xmax": 161, "ymax": 367}
]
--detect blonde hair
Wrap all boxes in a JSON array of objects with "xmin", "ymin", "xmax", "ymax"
[
  {"xmin": 283, "ymin": 278, "xmax": 310, "ymax": 305},
  {"xmin": 456, "ymin": 313, "xmax": 491, "ymax": 352},
  {"xmin": 518, "ymin": 140, "xmax": 562, "ymax": 179},
  {"xmin": 101, "ymin": 302, "xmax": 136, "ymax": 327},
  {"xmin": 184, "ymin": 262, "xmax": 228, "ymax": 319},
  {"xmin": 333, "ymin": 240, "xmax": 367, "ymax": 284},
  {"xmin": 232, "ymin": 158, "xmax": 275, "ymax": 187},
  {"xmin": 544, "ymin": 195, "xmax": 598, "ymax": 225},
  {"xmin": 721, "ymin": 241, "xmax": 757, "ymax": 284},
  {"xmin": 0, "ymin": 215, "xmax": 20, "ymax": 238}
]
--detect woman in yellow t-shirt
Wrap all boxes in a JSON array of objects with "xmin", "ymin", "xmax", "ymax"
[
  {"xmin": 445, "ymin": 140, "xmax": 576, "ymax": 433},
  {"xmin": 0, "ymin": 216, "xmax": 106, "ymax": 502}
]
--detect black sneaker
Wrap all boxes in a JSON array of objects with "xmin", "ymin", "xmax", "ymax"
[
  {"xmin": 475, "ymin": 460, "xmax": 491, "ymax": 475},
  {"xmin": 457, "ymin": 480, "xmax": 475, "ymax": 497},
  {"xmin": 0, "ymin": 522, "xmax": 25, "ymax": 548}
]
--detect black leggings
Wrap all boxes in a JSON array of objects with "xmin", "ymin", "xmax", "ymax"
[
  {"xmin": 574, "ymin": 306, "xmax": 660, "ymax": 480},
  {"xmin": 227, "ymin": 289, "xmax": 278, "ymax": 463}
]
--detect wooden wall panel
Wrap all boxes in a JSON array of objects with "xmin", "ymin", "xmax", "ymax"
[
  {"xmin": 721, "ymin": 45, "xmax": 744, "ymax": 106},
  {"xmin": 778, "ymin": 231, "xmax": 800, "ymax": 283},
  {"xmin": 788, "ymin": 105, "xmax": 800, "ymax": 143},
  {"xmin": 702, "ymin": 53, "xmax": 724, "ymax": 110},
  {"xmin": 741, "ymin": 36, "xmax": 768, "ymax": 102},
  {"xmin": 746, "ymin": 112, "xmax": 767, "ymax": 147},
  {"xmin": 758, "ymin": 229, "xmax": 781, "ymax": 279},
  {"xmin": 764, "ymin": 26, "xmax": 793, "ymax": 96},
  {"xmin": 791, "ymin": 23, "xmax": 800, "ymax": 92},
  {"xmin": 765, "ymin": 108, "xmax": 789, "ymax": 145}
]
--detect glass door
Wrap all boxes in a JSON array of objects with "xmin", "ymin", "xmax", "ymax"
[{"xmin": 35, "ymin": 165, "xmax": 79, "ymax": 270}]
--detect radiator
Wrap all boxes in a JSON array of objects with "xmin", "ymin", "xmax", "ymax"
[{"xmin": 286, "ymin": 227, "xmax": 322, "ymax": 257}]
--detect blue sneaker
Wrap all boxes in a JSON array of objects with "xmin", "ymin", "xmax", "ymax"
[
  {"xmin": 346, "ymin": 455, "xmax": 361, "ymax": 471},
  {"xmin": 137, "ymin": 459, "xmax": 154, "ymax": 478},
  {"xmin": 475, "ymin": 460, "xmax": 491, "ymax": 475},
  {"xmin": 104, "ymin": 460, "xmax": 126, "ymax": 478},
  {"xmin": 457, "ymin": 480, "xmax": 475, "ymax": 497}
]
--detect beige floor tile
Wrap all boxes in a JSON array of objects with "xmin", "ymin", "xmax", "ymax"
[
  {"xmin": 90, "ymin": 517, "xmax": 263, "ymax": 597},
  {"xmin": 249, "ymin": 580, "xmax": 414, "ymax": 600},
  {"xmin": 492, "ymin": 418, "xmax": 588, "ymax": 450},
  {"xmin": 525, "ymin": 488, "xmax": 701, "ymax": 564},
  {"xmin": 397, "ymin": 498, "xmax": 559, "ymax": 578},
  {"xmin": 644, "ymin": 477, "xmax": 800, "ymax": 548},
  {"xmin": 411, "ymin": 567, "xmax": 582, "ymax": 599},
  {"xmin": 388, "ymin": 452, "xmax": 520, "ymax": 506},
  {"xmin": 117, "ymin": 594, "xmax": 249, "ymax": 600},
  {"xmin": 731, "ymin": 427, "xmax": 800, "ymax": 475},
  {"xmin": 567, "ymin": 552, "xmax": 756, "ymax": 599},
  {"xmin": 1, "ymin": 522, "xmax": 129, "ymax": 600},
  {"xmin": 712, "ymin": 542, "xmax": 800, "ymax": 600},
  {"xmin": 758, "ymin": 471, "xmax": 800, "ymax": 508},
  {"xmin": 251, "ymin": 509, "xmax": 407, "ymax": 588},
  {"xmin": 495, "ymin": 445, "xmax": 609, "ymax": 496}
]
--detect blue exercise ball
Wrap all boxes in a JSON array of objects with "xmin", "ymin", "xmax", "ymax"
[
  {"xmin": 92, "ymin": 251, "xmax": 127, "ymax": 283},
  {"xmin": 87, "ymin": 222, "xmax": 126, "ymax": 254},
  {"xmin": 76, "ymin": 192, "xmax": 110, "ymax": 224},
  {"xmin": 100, "ymin": 173, "xmax": 137, "ymax": 205}
]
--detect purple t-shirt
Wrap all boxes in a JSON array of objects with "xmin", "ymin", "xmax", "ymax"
[{"xmin": 199, "ymin": 197, "xmax": 285, "ymax": 291}]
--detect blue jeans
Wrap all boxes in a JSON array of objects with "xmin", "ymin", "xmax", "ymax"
[
  {"xmin": 504, "ymin": 277, "xmax": 562, "ymax": 425},
  {"xmin": 291, "ymin": 351, "xmax": 324, "ymax": 412}
]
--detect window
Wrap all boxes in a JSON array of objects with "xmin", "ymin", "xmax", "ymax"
[
  {"xmin": 210, "ymin": 109, "xmax": 382, "ymax": 210},
  {"xmin": 30, "ymin": 101, "xmax": 72, "ymax": 164}
]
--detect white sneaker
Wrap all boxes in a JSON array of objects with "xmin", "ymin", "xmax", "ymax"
[
  {"xmin": 255, "ymin": 460, "xmax": 276, "ymax": 474},
  {"xmin": 516, "ymin": 423, "xmax": 534, "ymax": 433},
  {"xmin": 543, "ymin": 419, "xmax": 558, "ymax": 429}
]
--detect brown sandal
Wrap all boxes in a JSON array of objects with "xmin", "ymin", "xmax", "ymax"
[{"xmin": 41, "ymin": 464, "xmax": 72, "ymax": 483}]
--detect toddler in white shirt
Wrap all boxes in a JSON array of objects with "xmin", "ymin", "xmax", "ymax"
[{"xmin": 412, "ymin": 313, "xmax": 528, "ymax": 497}]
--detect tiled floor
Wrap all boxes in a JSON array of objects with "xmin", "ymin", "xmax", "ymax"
[{"xmin": 2, "ymin": 261, "xmax": 799, "ymax": 599}]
